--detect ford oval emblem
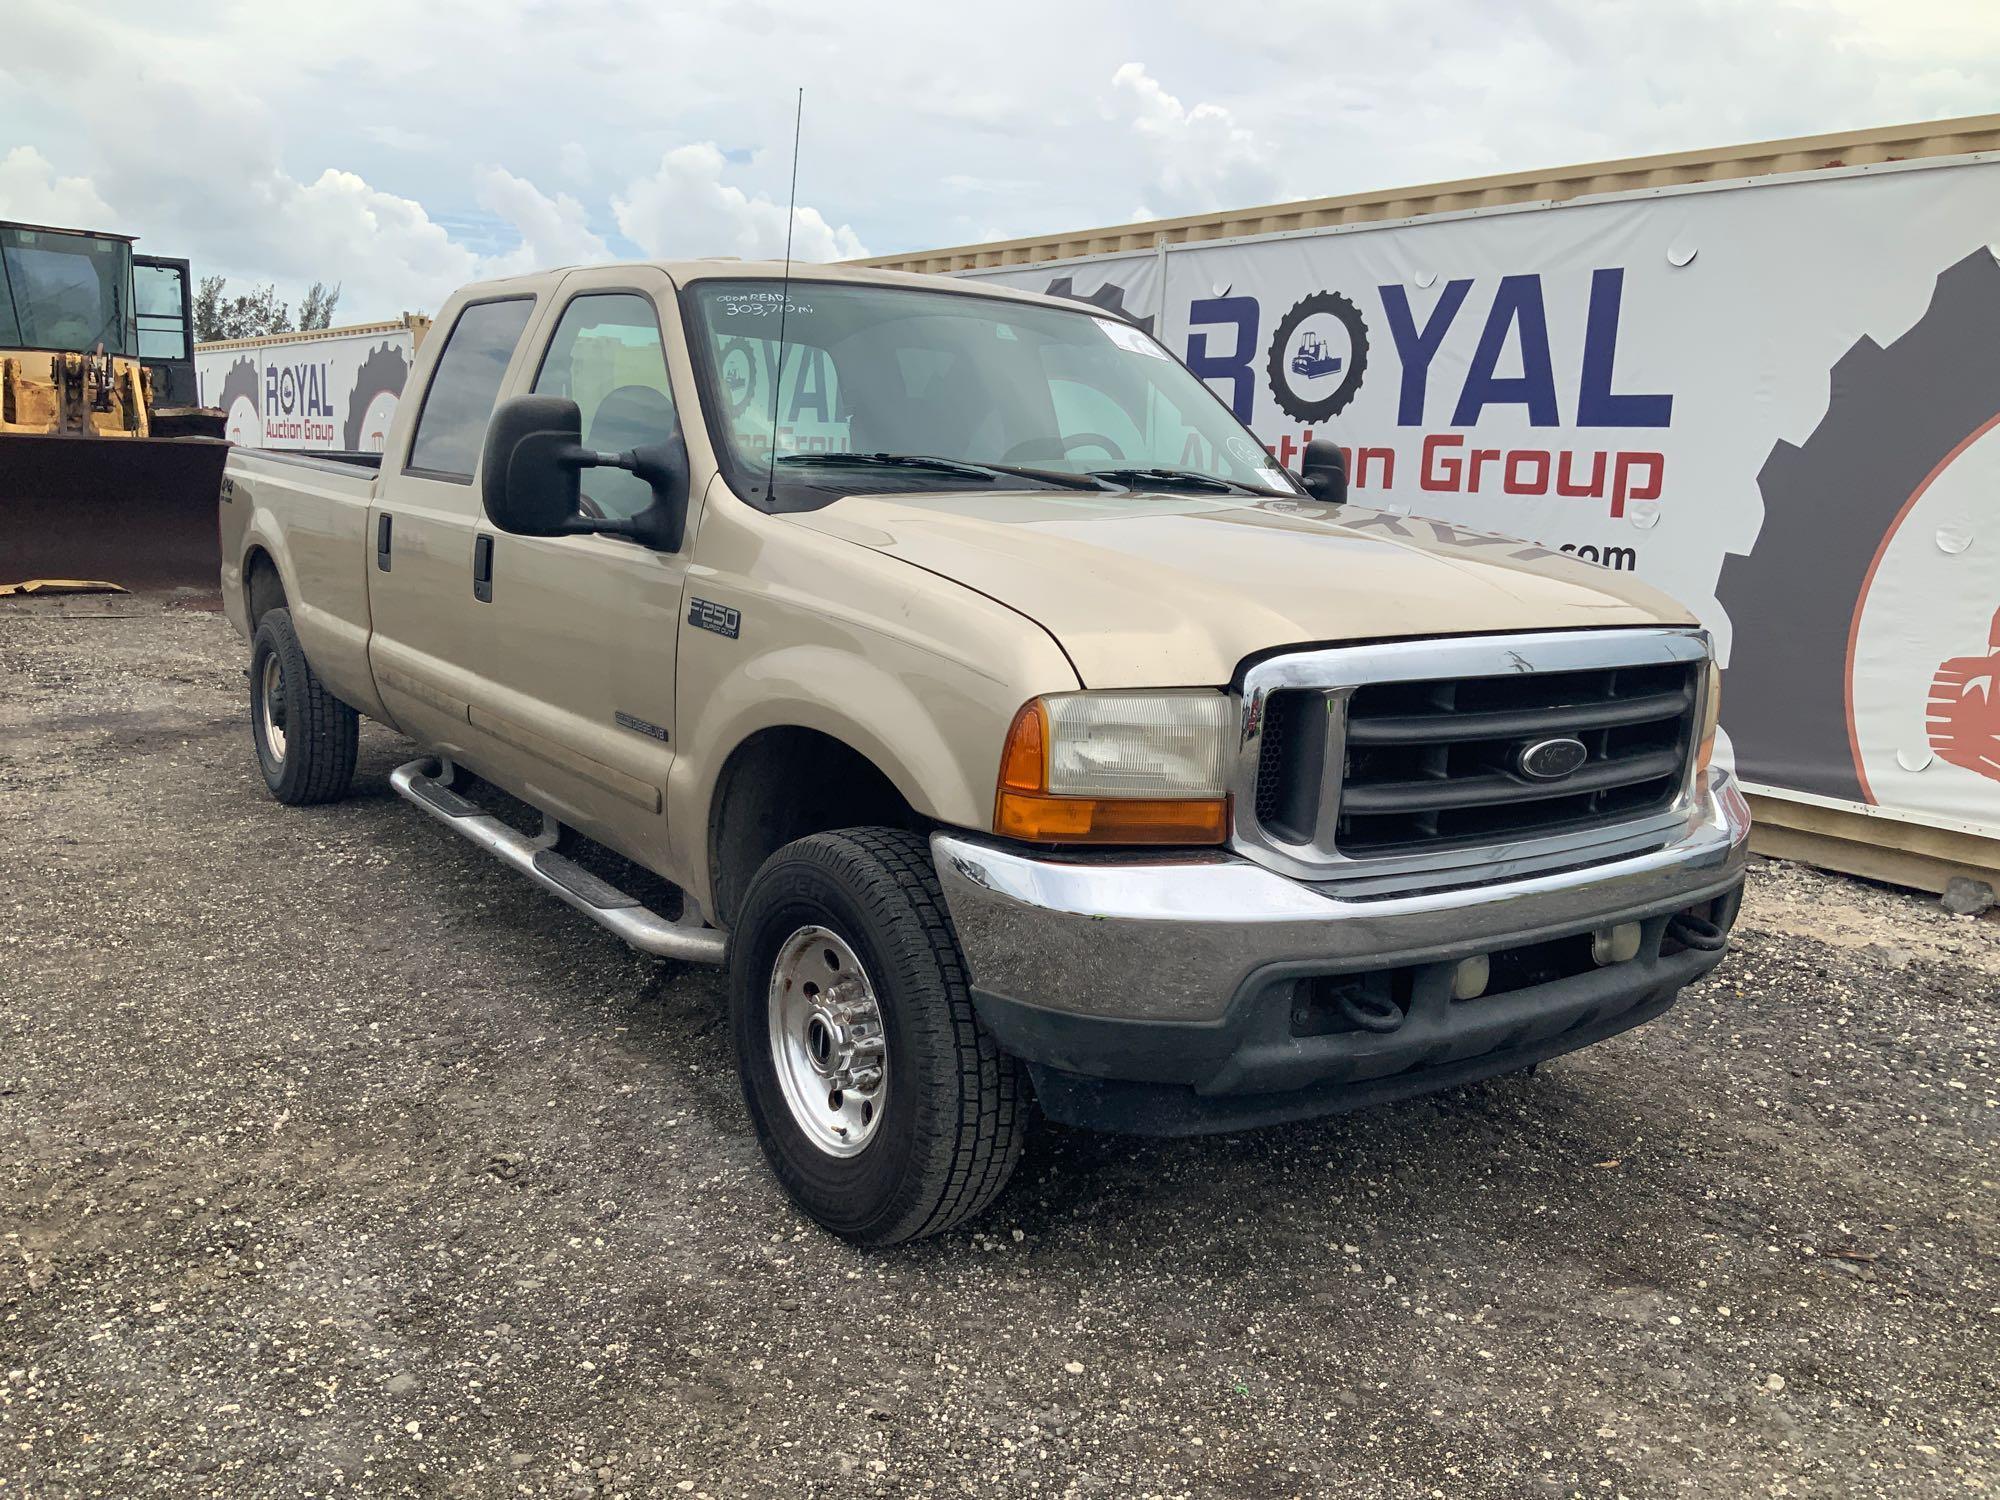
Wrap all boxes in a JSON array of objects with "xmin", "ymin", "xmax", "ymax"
[{"xmin": 1516, "ymin": 736, "xmax": 1589, "ymax": 781}]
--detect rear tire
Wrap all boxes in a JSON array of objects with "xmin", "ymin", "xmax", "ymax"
[
  {"xmin": 250, "ymin": 608, "xmax": 358, "ymax": 805},
  {"xmin": 729, "ymin": 828, "xmax": 1026, "ymax": 1244}
]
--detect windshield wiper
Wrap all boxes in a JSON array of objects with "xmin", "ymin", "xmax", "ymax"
[
  {"xmin": 775, "ymin": 452, "xmax": 1101, "ymax": 490},
  {"xmin": 961, "ymin": 458, "xmax": 1105, "ymax": 490},
  {"xmin": 1087, "ymin": 466, "xmax": 1279, "ymax": 497},
  {"xmin": 779, "ymin": 451, "xmax": 992, "ymax": 481}
]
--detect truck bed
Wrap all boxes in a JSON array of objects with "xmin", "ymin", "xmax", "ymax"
[
  {"xmin": 233, "ymin": 447, "xmax": 383, "ymax": 476},
  {"xmin": 220, "ymin": 444, "xmax": 382, "ymax": 718}
]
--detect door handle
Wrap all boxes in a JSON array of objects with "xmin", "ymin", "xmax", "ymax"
[
  {"xmin": 376, "ymin": 513, "xmax": 392, "ymax": 571},
  {"xmin": 473, "ymin": 534, "xmax": 494, "ymax": 603}
]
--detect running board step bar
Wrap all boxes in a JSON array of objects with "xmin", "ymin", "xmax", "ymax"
[{"xmin": 389, "ymin": 757, "xmax": 726, "ymax": 965}]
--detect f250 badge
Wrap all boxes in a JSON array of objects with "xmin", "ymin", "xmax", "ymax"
[{"xmin": 688, "ymin": 598, "xmax": 742, "ymax": 639}]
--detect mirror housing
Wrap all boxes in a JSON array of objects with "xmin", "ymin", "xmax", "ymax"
[
  {"xmin": 621, "ymin": 436, "xmax": 692, "ymax": 552},
  {"xmin": 482, "ymin": 395, "xmax": 585, "ymax": 536},
  {"xmin": 1300, "ymin": 437, "xmax": 1348, "ymax": 506},
  {"xmin": 480, "ymin": 394, "xmax": 691, "ymax": 551}
]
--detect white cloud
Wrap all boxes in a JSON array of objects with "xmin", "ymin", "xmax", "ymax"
[
  {"xmin": 360, "ymin": 124, "xmax": 441, "ymax": 154},
  {"xmin": 3, "ymin": 0, "xmax": 1998, "ymax": 313},
  {"xmin": 0, "ymin": 146, "xmax": 114, "ymax": 227},
  {"xmin": 0, "ymin": 6, "xmax": 620, "ymax": 318},
  {"xmin": 227, "ymin": 166, "xmax": 611, "ymax": 313},
  {"xmin": 1106, "ymin": 62, "xmax": 1285, "ymax": 217},
  {"xmin": 265, "ymin": 170, "xmax": 483, "ymax": 310},
  {"xmin": 475, "ymin": 166, "xmax": 609, "ymax": 275},
  {"xmin": 1182, "ymin": 0, "xmax": 2000, "ymax": 202},
  {"xmin": 613, "ymin": 143, "xmax": 869, "ymax": 263}
]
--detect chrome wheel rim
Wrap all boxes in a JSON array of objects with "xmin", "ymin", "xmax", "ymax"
[
  {"xmin": 258, "ymin": 653, "xmax": 288, "ymax": 765},
  {"xmin": 767, "ymin": 925, "xmax": 887, "ymax": 1157}
]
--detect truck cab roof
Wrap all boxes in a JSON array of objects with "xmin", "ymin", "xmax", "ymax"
[{"xmin": 443, "ymin": 257, "xmax": 1077, "ymax": 312}]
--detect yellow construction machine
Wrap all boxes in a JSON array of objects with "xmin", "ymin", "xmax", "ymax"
[{"xmin": 1, "ymin": 219, "xmax": 229, "ymax": 592}]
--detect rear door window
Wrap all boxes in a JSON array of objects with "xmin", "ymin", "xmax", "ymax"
[{"xmin": 405, "ymin": 297, "xmax": 535, "ymax": 480}]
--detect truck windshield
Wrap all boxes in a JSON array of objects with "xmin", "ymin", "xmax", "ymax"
[
  {"xmin": 685, "ymin": 279, "xmax": 1298, "ymax": 507},
  {"xmin": 0, "ymin": 227, "xmax": 136, "ymax": 356}
]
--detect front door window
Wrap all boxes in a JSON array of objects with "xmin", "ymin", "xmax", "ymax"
[{"xmin": 532, "ymin": 292, "xmax": 680, "ymax": 522}]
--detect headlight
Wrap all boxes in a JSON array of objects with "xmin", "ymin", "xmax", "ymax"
[
  {"xmin": 995, "ymin": 691, "xmax": 1232, "ymax": 844},
  {"xmin": 1695, "ymin": 659, "xmax": 1722, "ymax": 776}
]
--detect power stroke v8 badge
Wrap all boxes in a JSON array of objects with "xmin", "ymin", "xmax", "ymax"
[{"xmin": 688, "ymin": 598, "xmax": 741, "ymax": 639}]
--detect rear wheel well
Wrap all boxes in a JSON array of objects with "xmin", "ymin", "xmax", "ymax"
[
  {"xmin": 245, "ymin": 548, "xmax": 285, "ymax": 631},
  {"xmin": 708, "ymin": 727, "xmax": 924, "ymax": 930}
]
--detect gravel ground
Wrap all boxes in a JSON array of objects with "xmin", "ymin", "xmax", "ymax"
[{"xmin": 2, "ymin": 592, "xmax": 1995, "ymax": 1500}]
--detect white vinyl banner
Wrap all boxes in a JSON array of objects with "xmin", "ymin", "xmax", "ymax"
[
  {"xmin": 964, "ymin": 253, "xmax": 1163, "ymax": 336},
  {"xmin": 196, "ymin": 327, "xmax": 415, "ymax": 454},
  {"xmin": 966, "ymin": 160, "xmax": 2000, "ymax": 837}
]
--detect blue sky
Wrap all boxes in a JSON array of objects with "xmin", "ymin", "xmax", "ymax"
[{"xmin": 2, "ymin": 0, "xmax": 1993, "ymax": 320}]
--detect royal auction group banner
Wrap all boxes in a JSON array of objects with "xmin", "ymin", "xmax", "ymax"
[
  {"xmin": 196, "ymin": 327, "xmax": 416, "ymax": 454},
  {"xmin": 963, "ymin": 157, "xmax": 2000, "ymax": 839}
]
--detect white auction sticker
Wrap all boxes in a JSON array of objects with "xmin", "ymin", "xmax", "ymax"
[{"xmin": 1096, "ymin": 318, "xmax": 1169, "ymax": 359}]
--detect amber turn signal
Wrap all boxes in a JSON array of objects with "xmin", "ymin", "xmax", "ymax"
[
  {"xmin": 994, "ymin": 790, "xmax": 1230, "ymax": 844},
  {"xmin": 998, "ymin": 699, "xmax": 1048, "ymax": 792}
]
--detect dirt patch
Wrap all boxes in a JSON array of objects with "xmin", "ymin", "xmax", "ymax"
[{"xmin": 1748, "ymin": 857, "xmax": 2000, "ymax": 974}]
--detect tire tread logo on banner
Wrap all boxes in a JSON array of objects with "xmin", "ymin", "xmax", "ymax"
[
  {"xmin": 1265, "ymin": 290, "xmax": 1369, "ymax": 423},
  {"xmin": 1715, "ymin": 246, "xmax": 2000, "ymax": 806},
  {"xmin": 1043, "ymin": 276, "xmax": 1154, "ymax": 336},
  {"xmin": 342, "ymin": 342, "xmax": 409, "ymax": 453},
  {"xmin": 219, "ymin": 354, "xmax": 261, "ymax": 446},
  {"xmin": 718, "ymin": 337, "xmax": 759, "ymax": 417}
]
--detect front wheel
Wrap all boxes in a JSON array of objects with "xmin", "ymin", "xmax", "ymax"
[{"xmin": 729, "ymin": 828, "xmax": 1026, "ymax": 1244}]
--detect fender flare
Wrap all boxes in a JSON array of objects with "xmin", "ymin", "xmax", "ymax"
[
  {"xmin": 670, "ymin": 643, "xmax": 997, "ymax": 912},
  {"xmin": 236, "ymin": 514, "xmax": 301, "ymax": 626},
  {"xmin": 234, "ymin": 506, "xmax": 392, "ymax": 722}
]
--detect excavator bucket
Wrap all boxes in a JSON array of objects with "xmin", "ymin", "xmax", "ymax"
[{"xmin": 0, "ymin": 432, "xmax": 229, "ymax": 594}]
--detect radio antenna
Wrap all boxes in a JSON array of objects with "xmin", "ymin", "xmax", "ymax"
[{"xmin": 764, "ymin": 87, "xmax": 804, "ymax": 501}]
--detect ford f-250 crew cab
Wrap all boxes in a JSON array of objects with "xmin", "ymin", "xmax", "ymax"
[{"xmin": 219, "ymin": 260, "xmax": 1749, "ymax": 1244}]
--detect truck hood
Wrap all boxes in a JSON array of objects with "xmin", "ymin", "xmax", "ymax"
[{"xmin": 789, "ymin": 489, "xmax": 1695, "ymax": 687}]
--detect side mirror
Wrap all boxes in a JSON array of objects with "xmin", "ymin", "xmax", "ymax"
[
  {"xmin": 1300, "ymin": 437, "xmax": 1348, "ymax": 506},
  {"xmin": 482, "ymin": 395, "xmax": 587, "ymax": 536},
  {"xmin": 481, "ymin": 394, "xmax": 691, "ymax": 550},
  {"xmin": 623, "ymin": 435, "xmax": 692, "ymax": 552}
]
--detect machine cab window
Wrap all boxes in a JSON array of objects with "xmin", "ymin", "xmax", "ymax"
[
  {"xmin": 0, "ymin": 223, "xmax": 136, "ymax": 354},
  {"xmin": 134, "ymin": 260, "xmax": 191, "ymax": 361}
]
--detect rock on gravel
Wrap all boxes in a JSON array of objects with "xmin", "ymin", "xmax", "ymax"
[
  {"xmin": 2, "ymin": 592, "xmax": 1995, "ymax": 1498},
  {"xmin": 1942, "ymin": 876, "xmax": 1997, "ymax": 917}
]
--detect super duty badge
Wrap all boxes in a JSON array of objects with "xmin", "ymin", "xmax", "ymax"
[{"xmin": 688, "ymin": 598, "xmax": 741, "ymax": 639}]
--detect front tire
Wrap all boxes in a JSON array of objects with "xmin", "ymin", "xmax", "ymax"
[
  {"xmin": 250, "ymin": 608, "xmax": 358, "ymax": 806},
  {"xmin": 729, "ymin": 828, "xmax": 1026, "ymax": 1244}
]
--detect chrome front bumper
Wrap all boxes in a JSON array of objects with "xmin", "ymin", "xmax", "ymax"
[{"xmin": 932, "ymin": 769, "xmax": 1752, "ymax": 1028}]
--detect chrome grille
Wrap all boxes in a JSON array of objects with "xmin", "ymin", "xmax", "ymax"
[
  {"xmin": 1232, "ymin": 629, "xmax": 1712, "ymax": 889},
  {"xmin": 1334, "ymin": 660, "xmax": 1696, "ymax": 853}
]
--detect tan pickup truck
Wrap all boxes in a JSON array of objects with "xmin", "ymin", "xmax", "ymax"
[{"xmin": 219, "ymin": 259, "xmax": 1749, "ymax": 1243}]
